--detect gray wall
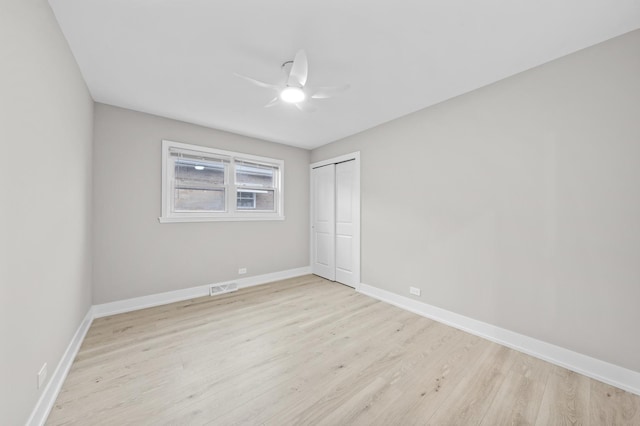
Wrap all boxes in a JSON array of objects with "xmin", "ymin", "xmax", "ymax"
[
  {"xmin": 312, "ymin": 30, "xmax": 640, "ymax": 373},
  {"xmin": 92, "ymin": 104, "xmax": 310, "ymax": 304},
  {"xmin": 0, "ymin": 1, "xmax": 94, "ymax": 424}
]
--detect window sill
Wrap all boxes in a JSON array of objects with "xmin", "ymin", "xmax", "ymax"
[{"xmin": 158, "ymin": 215, "xmax": 285, "ymax": 224}]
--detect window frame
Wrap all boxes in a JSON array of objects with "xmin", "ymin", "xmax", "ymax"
[{"xmin": 160, "ymin": 140, "xmax": 284, "ymax": 223}]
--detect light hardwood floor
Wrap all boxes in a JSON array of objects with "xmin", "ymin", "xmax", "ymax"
[{"xmin": 47, "ymin": 275, "xmax": 640, "ymax": 425}]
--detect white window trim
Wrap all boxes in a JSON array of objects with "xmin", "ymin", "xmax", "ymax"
[{"xmin": 160, "ymin": 140, "xmax": 284, "ymax": 223}]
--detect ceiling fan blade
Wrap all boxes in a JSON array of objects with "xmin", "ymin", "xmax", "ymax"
[
  {"xmin": 287, "ymin": 49, "xmax": 308, "ymax": 87},
  {"xmin": 234, "ymin": 73, "xmax": 279, "ymax": 90},
  {"xmin": 295, "ymin": 101, "xmax": 316, "ymax": 113},
  {"xmin": 264, "ymin": 97, "xmax": 280, "ymax": 108},
  {"xmin": 309, "ymin": 84, "xmax": 350, "ymax": 99}
]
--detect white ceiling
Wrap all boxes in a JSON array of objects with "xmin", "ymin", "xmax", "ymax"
[{"xmin": 49, "ymin": 0, "xmax": 640, "ymax": 149}]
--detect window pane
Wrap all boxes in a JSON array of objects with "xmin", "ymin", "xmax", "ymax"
[
  {"xmin": 236, "ymin": 161, "xmax": 275, "ymax": 187},
  {"xmin": 175, "ymin": 160, "xmax": 225, "ymax": 188},
  {"xmin": 175, "ymin": 188, "xmax": 225, "ymax": 211},
  {"xmin": 173, "ymin": 158, "xmax": 226, "ymax": 212},
  {"xmin": 236, "ymin": 189, "xmax": 274, "ymax": 211}
]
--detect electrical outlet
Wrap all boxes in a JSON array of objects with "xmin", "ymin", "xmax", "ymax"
[
  {"xmin": 37, "ymin": 363, "xmax": 47, "ymax": 389},
  {"xmin": 409, "ymin": 287, "xmax": 421, "ymax": 296},
  {"xmin": 238, "ymin": 268, "xmax": 247, "ymax": 275}
]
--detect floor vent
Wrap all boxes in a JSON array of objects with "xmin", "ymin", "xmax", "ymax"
[{"xmin": 209, "ymin": 282, "xmax": 238, "ymax": 296}]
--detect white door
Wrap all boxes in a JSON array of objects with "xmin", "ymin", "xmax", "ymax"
[
  {"xmin": 311, "ymin": 164, "xmax": 335, "ymax": 281},
  {"xmin": 311, "ymin": 154, "xmax": 360, "ymax": 288},
  {"xmin": 335, "ymin": 160, "xmax": 356, "ymax": 287}
]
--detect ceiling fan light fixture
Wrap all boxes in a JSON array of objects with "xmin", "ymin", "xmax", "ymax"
[
  {"xmin": 236, "ymin": 49, "xmax": 348, "ymax": 111},
  {"xmin": 280, "ymin": 86, "xmax": 305, "ymax": 103}
]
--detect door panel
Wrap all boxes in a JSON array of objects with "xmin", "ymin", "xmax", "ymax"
[
  {"xmin": 311, "ymin": 164, "xmax": 335, "ymax": 280},
  {"xmin": 335, "ymin": 235, "xmax": 352, "ymax": 272},
  {"xmin": 316, "ymin": 233, "xmax": 332, "ymax": 266},
  {"xmin": 335, "ymin": 160, "xmax": 355, "ymax": 287}
]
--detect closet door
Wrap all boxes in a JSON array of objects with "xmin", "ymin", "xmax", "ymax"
[
  {"xmin": 311, "ymin": 164, "xmax": 336, "ymax": 281},
  {"xmin": 335, "ymin": 160, "xmax": 356, "ymax": 287}
]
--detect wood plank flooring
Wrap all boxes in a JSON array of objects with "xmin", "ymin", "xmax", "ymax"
[{"xmin": 46, "ymin": 275, "xmax": 640, "ymax": 425}]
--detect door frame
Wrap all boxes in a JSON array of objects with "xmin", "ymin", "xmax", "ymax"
[{"xmin": 310, "ymin": 152, "xmax": 361, "ymax": 289}]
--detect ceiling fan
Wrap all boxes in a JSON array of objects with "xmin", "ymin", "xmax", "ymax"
[{"xmin": 235, "ymin": 50, "xmax": 349, "ymax": 112}]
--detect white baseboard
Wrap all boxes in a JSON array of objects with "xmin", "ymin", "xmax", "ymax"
[
  {"xmin": 26, "ymin": 308, "xmax": 94, "ymax": 426},
  {"xmin": 358, "ymin": 282, "xmax": 640, "ymax": 396},
  {"xmin": 93, "ymin": 266, "xmax": 311, "ymax": 318}
]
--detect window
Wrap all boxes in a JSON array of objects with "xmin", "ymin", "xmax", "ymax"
[{"xmin": 160, "ymin": 140, "xmax": 284, "ymax": 222}]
